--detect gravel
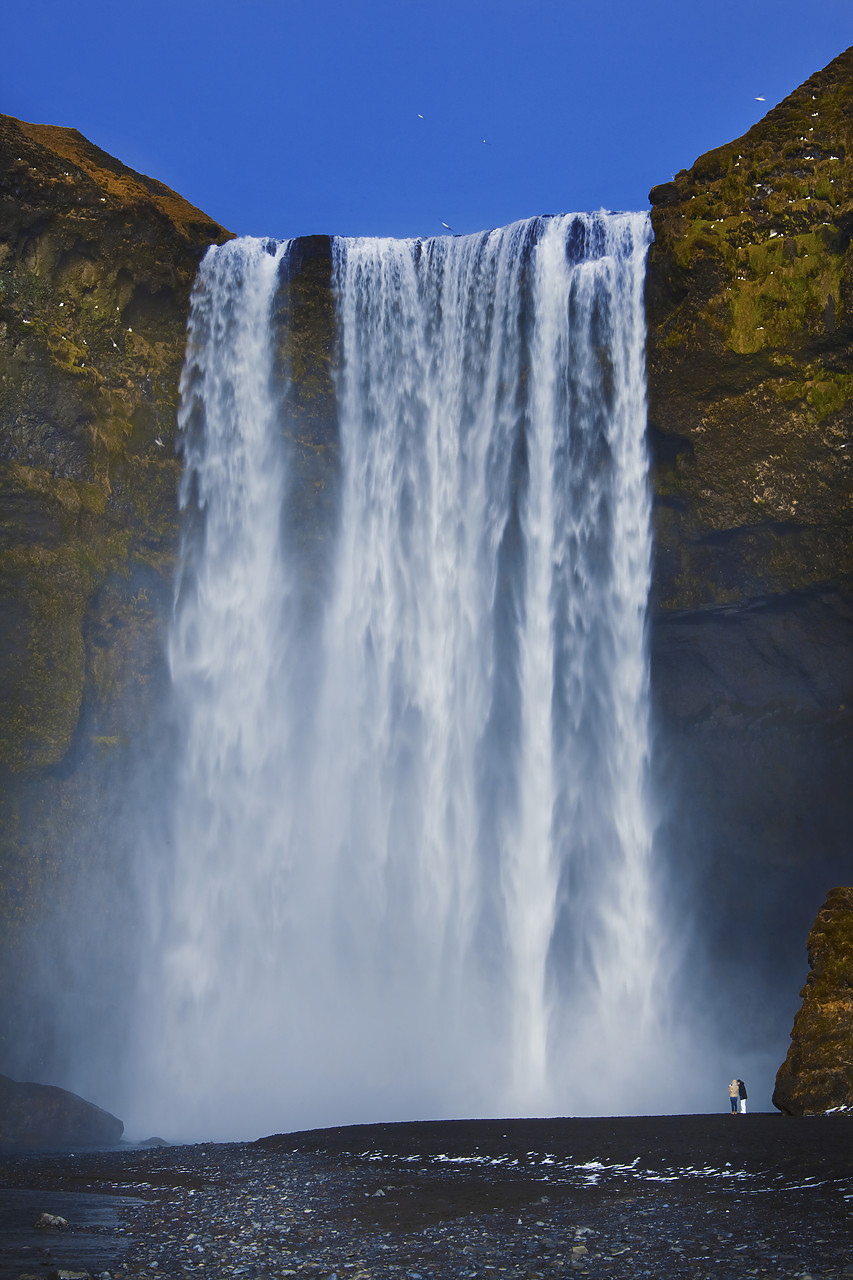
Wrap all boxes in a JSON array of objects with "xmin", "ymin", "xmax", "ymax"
[{"xmin": 1, "ymin": 1114, "xmax": 851, "ymax": 1279}]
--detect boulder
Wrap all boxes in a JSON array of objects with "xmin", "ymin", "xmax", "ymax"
[
  {"xmin": 773, "ymin": 887, "xmax": 853, "ymax": 1114},
  {"xmin": 33, "ymin": 1212, "xmax": 68, "ymax": 1228},
  {"xmin": 0, "ymin": 1072, "xmax": 123, "ymax": 1148}
]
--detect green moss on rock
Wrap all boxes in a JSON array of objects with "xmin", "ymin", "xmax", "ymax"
[
  {"xmin": 0, "ymin": 111, "xmax": 231, "ymax": 774},
  {"xmin": 0, "ymin": 113, "xmax": 231, "ymax": 942},
  {"xmin": 647, "ymin": 47, "xmax": 853, "ymax": 611}
]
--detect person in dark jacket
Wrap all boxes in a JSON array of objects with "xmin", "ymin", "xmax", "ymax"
[{"xmin": 737, "ymin": 1078, "xmax": 748, "ymax": 1114}]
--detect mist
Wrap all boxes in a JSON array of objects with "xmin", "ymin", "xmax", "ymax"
[{"xmin": 1, "ymin": 217, "xmax": 809, "ymax": 1142}]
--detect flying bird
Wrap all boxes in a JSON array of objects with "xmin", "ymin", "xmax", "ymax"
[
  {"xmin": 155, "ymin": 436, "xmax": 165, "ymax": 448},
  {"xmin": 481, "ymin": 137, "xmax": 490, "ymax": 145},
  {"xmin": 441, "ymin": 222, "xmax": 453, "ymax": 231},
  {"xmin": 755, "ymin": 96, "xmax": 766, "ymax": 101},
  {"xmin": 417, "ymin": 113, "xmax": 424, "ymax": 119}
]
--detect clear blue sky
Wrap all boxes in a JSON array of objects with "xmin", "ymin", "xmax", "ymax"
[{"xmin": 2, "ymin": 0, "xmax": 851, "ymax": 240}]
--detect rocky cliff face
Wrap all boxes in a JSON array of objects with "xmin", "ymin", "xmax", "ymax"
[
  {"xmin": 0, "ymin": 52, "xmax": 851, "ymax": 1099},
  {"xmin": 773, "ymin": 886, "xmax": 853, "ymax": 1114},
  {"xmin": 0, "ymin": 1071, "xmax": 124, "ymax": 1148},
  {"xmin": 0, "ymin": 114, "xmax": 231, "ymax": 1075},
  {"xmin": 646, "ymin": 47, "xmax": 853, "ymax": 609},
  {"xmin": 0, "ymin": 113, "xmax": 231, "ymax": 771},
  {"xmin": 644, "ymin": 49, "xmax": 853, "ymax": 1055}
]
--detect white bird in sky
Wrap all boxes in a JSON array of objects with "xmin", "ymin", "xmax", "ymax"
[
  {"xmin": 441, "ymin": 222, "xmax": 453, "ymax": 231},
  {"xmin": 417, "ymin": 113, "xmax": 424, "ymax": 119},
  {"xmin": 755, "ymin": 96, "xmax": 766, "ymax": 101},
  {"xmin": 155, "ymin": 436, "xmax": 165, "ymax": 448}
]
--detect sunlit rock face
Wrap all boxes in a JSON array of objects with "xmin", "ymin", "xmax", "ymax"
[
  {"xmin": 647, "ymin": 46, "xmax": 853, "ymax": 607},
  {"xmin": 0, "ymin": 113, "xmax": 231, "ymax": 768},
  {"xmin": 773, "ymin": 887, "xmax": 853, "ymax": 1114},
  {"xmin": 644, "ymin": 46, "xmax": 853, "ymax": 1069},
  {"xmin": 0, "ymin": 112, "xmax": 230, "ymax": 1101},
  {"xmin": 0, "ymin": 47, "xmax": 850, "ymax": 1124}
]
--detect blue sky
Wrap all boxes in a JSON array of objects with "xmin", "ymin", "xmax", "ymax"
[{"xmin": 3, "ymin": 0, "xmax": 851, "ymax": 240}]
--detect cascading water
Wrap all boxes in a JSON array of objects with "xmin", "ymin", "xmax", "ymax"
[{"xmin": 136, "ymin": 213, "xmax": 671, "ymax": 1140}]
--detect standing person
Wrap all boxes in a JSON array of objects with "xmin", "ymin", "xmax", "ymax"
[
  {"xmin": 738, "ymin": 1079, "xmax": 748, "ymax": 1113},
  {"xmin": 729, "ymin": 1079, "xmax": 740, "ymax": 1114}
]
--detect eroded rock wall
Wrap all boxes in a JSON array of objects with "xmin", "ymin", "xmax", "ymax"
[
  {"xmin": 1, "ymin": 49, "xmax": 852, "ymax": 1097},
  {"xmin": 0, "ymin": 113, "xmax": 231, "ymax": 1078},
  {"xmin": 773, "ymin": 886, "xmax": 853, "ymax": 1113},
  {"xmin": 647, "ymin": 48, "xmax": 853, "ymax": 607},
  {"xmin": 0, "ymin": 1071, "xmax": 123, "ymax": 1148},
  {"xmin": 645, "ymin": 48, "xmax": 853, "ymax": 1053}
]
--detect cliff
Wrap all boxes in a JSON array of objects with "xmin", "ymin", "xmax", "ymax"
[
  {"xmin": 0, "ymin": 113, "xmax": 231, "ymax": 772},
  {"xmin": 644, "ymin": 49, "xmax": 853, "ymax": 1048},
  {"xmin": 0, "ymin": 1071, "xmax": 124, "ymax": 1148},
  {"xmin": 646, "ymin": 46, "xmax": 852, "ymax": 609},
  {"xmin": 773, "ymin": 886, "xmax": 853, "ymax": 1114},
  {"xmin": 0, "ymin": 114, "xmax": 231, "ymax": 1072},
  {"xmin": 0, "ymin": 51, "xmax": 851, "ymax": 1093}
]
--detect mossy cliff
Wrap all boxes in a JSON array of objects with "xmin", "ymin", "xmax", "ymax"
[
  {"xmin": 0, "ymin": 113, "xmax": 231, "ymax": 1068},
  {"xmin": 1, "ymin": 51, "xmax": 852, "ymax": 1096},
  {"xmin": 645, "ymin": 49, "xmax": 853, "ymax": 1068},
  {"xmin": 647, "ymin": 46, "xmax": 853, "ymax": 608},
  {"xmin": 773, "ymin": 886, "xmax": 853, "ymax": 1114},
  {"xmin": 0, "ymin": 113, "xmax": 231, "ymax": 770}
]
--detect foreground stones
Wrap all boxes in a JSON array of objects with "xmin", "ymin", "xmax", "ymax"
[
  {"xmin": 774, "ymin": 886, "xmax": 853, "ymax": 1115},
  {"xmin": 0, "ymin": 1116, "xmax": 851, "ymax": 1280},
  {"xmin": 0, "ymin": 1074, "xmax": 123, "ymax": 1149}
]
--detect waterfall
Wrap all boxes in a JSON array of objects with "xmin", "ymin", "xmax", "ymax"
[{"xmin": 137, "ymin": 213, "xmax": 668, "ymax": 1141}]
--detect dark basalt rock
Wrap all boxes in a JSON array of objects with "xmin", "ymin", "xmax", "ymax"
[
  {"xmin": 645, "ymin": 48, "xmax": 853, "ymax": 1038},
  {"xmin": 0, "ymin": 112, "xmax": 232, "ymax": 776},
  {"xmin": 2, "ymin": 1119, "xmax": 852, "ymax": 1279},
  {"xmin": 0, "ymin": 49, "xmax": 852, "ymax": 1096},
  {"xmin": 646, "ymin": 45, "xmax": 853, "ymax": 610},
  {"xmin": 0, "ymin": 1072, "xmax": 123, "ymax": 1148},
  {"xmin": 0, "ymin": 112, "xmax": 231, "ymax": 1084},
  {"xmin": 271, "ymin": 234, "xmax": 340, "ymax": 612},
  {"xmin": 773, "ymin": 886, "xmax": 853, "ymax": 1114}
]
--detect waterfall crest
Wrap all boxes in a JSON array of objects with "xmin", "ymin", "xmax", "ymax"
[{"xmin": 138, "ymin": 214, "xmax": 668, "ymax": 1140}]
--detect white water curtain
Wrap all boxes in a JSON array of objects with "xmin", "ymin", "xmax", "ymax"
[{"xmin": 135, "ymin": 214, "xmax": 670, "ymax": 1140}]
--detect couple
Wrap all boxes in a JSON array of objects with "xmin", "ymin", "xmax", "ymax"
[{"xmin": 729, "ymin": 1078, "xmax": 748, "ymax": 1113}]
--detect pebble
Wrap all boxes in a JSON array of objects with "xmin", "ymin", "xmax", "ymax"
[
  {"xmin": 2, "ymin": 1121, "xmax": 852, "ymax": 1280},
  {"xmin": 33, "ymin": 1212, "xmax": 69, "ymax": 1229}
]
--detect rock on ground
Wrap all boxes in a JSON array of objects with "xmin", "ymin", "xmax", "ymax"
[
  {"xmin": 774, "ymin": 885, "xmax": 853, "ymax": 1114},
  {"xmin": 1, "ymin": 1116, "xmax": 852, "ymax": 1280},
  {"xmin": 0, "ymin": 1074, "xmax": 123, "ymax": 1149}
]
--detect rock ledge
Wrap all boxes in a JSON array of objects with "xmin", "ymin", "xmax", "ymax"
[
  {"xmin": 0, "ymin": 1072, "xmax": 123, "ymax": 1149},
  {"xmin": 773, "ymin": 885, "xmax": 853, "ymax": 1114}
]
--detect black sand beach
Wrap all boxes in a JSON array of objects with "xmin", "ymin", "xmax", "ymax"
[{"xmin": 1, "ymin": 1115, "xmax": 851, "ymax": 1279}]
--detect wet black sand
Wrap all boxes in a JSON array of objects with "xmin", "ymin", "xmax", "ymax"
[{"xmin": 1, "ymin": 1114, "xmax": 851, "ymax": 1279}]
